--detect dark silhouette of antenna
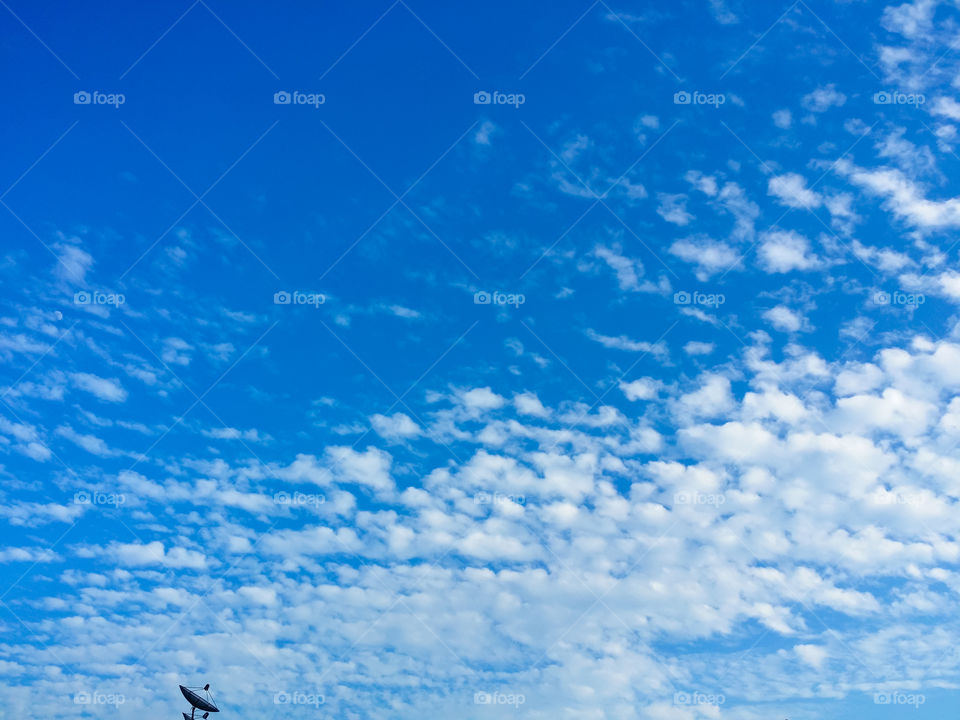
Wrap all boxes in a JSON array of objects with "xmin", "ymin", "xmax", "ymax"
[{"xmin": 180, "ymin": 683, "xmax": 219, "ymax": 719}]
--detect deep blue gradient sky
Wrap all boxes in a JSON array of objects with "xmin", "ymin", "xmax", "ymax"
[{"xmin": 2, "ymin": 0, "xmax": 960, "ymax": 718}]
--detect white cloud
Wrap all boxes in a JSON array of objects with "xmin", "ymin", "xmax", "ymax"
[
  {"xmin": 768, "ymin": 173, "xmax": 821, "ymax": 209},
  {"xmin": 326, "ymin": 446, "xmax": 394, "ymax": 492},
  {"xmin": 459, "ymin": 387, "xmax": 506, "ymax": 411},
  {"xmin": 16, "ymin": 329, "xmax": 960, "ymax": 717},
  {"xmin": 55, "ymin": 426, "xmax": 116, "ymax": 456},
  {"xmin": 561, "ymin": 134, "xmax": 589, "ymax": 163},
  {"xmin": 388, "ymin": 305, "xmax": 421, "ymax": 319},
  {"xmin": 669, "ymin": 236, "xmax": 740, "ymax": 279},
  {"xmin": 931, "ymin": 96, "xmax": 960, "ymax": 120},
  {"xmin": 18, "ymin": 441, "xmax": 52, "ymax": 462},
  {"xmin": 852, "ymin": 241, "xmax": 911, "ymax": 272},
  {"xmin": 586, "ymin": 329, "xmax": 668, "ymax": 358},
  {"xmin": 675, "ymin": 373, "xmax": 734, "ymax": 419},
  {"xmin": 514, "ymin": 392, "xmax": 550, "ymax": 418},
  {"xmin": 835, "ymin": 363, "xmax": 885, "ymax": 396},
  {"xmin": 16, "ymin": 8, "xmax": 960, "ymax": 715},
  {"xmin": 763, "ymin": 305, "xmax": 805, "ymax": 333},
  {"xmin": 0, "ymin": 417, "xmax": 53, "ymax": 461},
  {"xmin": 638, "ymin": 114, "xmax": 659, "ymax": 129},
  {"xmin": 825, "ymin": 192, "xmax": 860, "ymax": 233},
  {"xmin": 105, "ymin": 541, "xmax": 207, "ymax": 569},
  {"xmin": 203, "ymin": 427, "xmax": 264, "ymax": 442},
  {"xmin": 757, "ymin": 230, "xmax": 820, "ymax": 272},
  {"xmin": 882, "ymin": 0, "xmax": 937, "ymax": 38},
  {"xmin": 238, "ymin": 585, "xmax": 278, "ymax": 606},
  {"xmin": 708, "ymin": 0, "xmax": 739, "ymax": 24},
  {"xmin": 70, "ymin": 372, "xmax": 127, "ymax": 402},
  {"xmin": 717, "ymin": 181, "xmax": 760, "ymax": 240},
  {"xmin": 773, "ymin": 109, "xmax": 792, "ymax": 128},
  {"xmin": 371, "ymin": 412, "xmax": 420, "ymax": 440},
  {"xmin": 685, "ymin": 170, "xmax": 718, "ymax": 197},
  {"xmin": 802, "ymin": 84, "xmax": 846, "ymax": 112},
  {"xmin": 683, "ymin": 341, "xmax": 715, "ymax": 356},
  {"xmin": 835, "ymin": 159, "xmax": 960, "ymax": 229},
  {"xmin": 161, "ymin": 337, "xmax": 192, "ymax": 365},
  {"xmin": 203, "ymin": 342, "xmax": 234, "ymax": 362},
  {"xmin": 656, "ymin": 193, "xmax": 693, "ymax": 225},
  {"xmin": 0, "ymin": 416, "xmax": 40, "ymax": 443},
  {"xmin": 474, "ymin": 120, "xmax": 496, "ymax": 145},
  {"xmin": 0, "ymin": 547, "xmax": 59, "ymax": 563},
  {"xmin": 594, "ymin": 244, "xmax": 645, "ymax": 291},
  {"xmin": 53, "ymin": 243, "xmax": 93, "ymax": 285},
  {"xmin": 834, "ymin": 388, "xmax": 936, "ymax": 438},
  {"xmin": 620, "ymin": 377, "xmax": 660, "ymax": 400}
]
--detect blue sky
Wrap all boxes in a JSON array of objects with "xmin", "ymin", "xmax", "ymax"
[{"xmin": 2, "ymin": 0, "xmax": 960, "ymax": 717}]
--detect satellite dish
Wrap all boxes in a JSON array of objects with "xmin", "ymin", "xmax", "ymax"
[{"xmin": 179, "ymin": 683, "xmax": 220, "ymax": 717}]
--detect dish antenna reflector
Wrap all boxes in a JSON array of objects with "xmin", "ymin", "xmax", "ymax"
[{"xmin": 179, "ymin": 683, "xmax": 219, "ymax": 718}]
